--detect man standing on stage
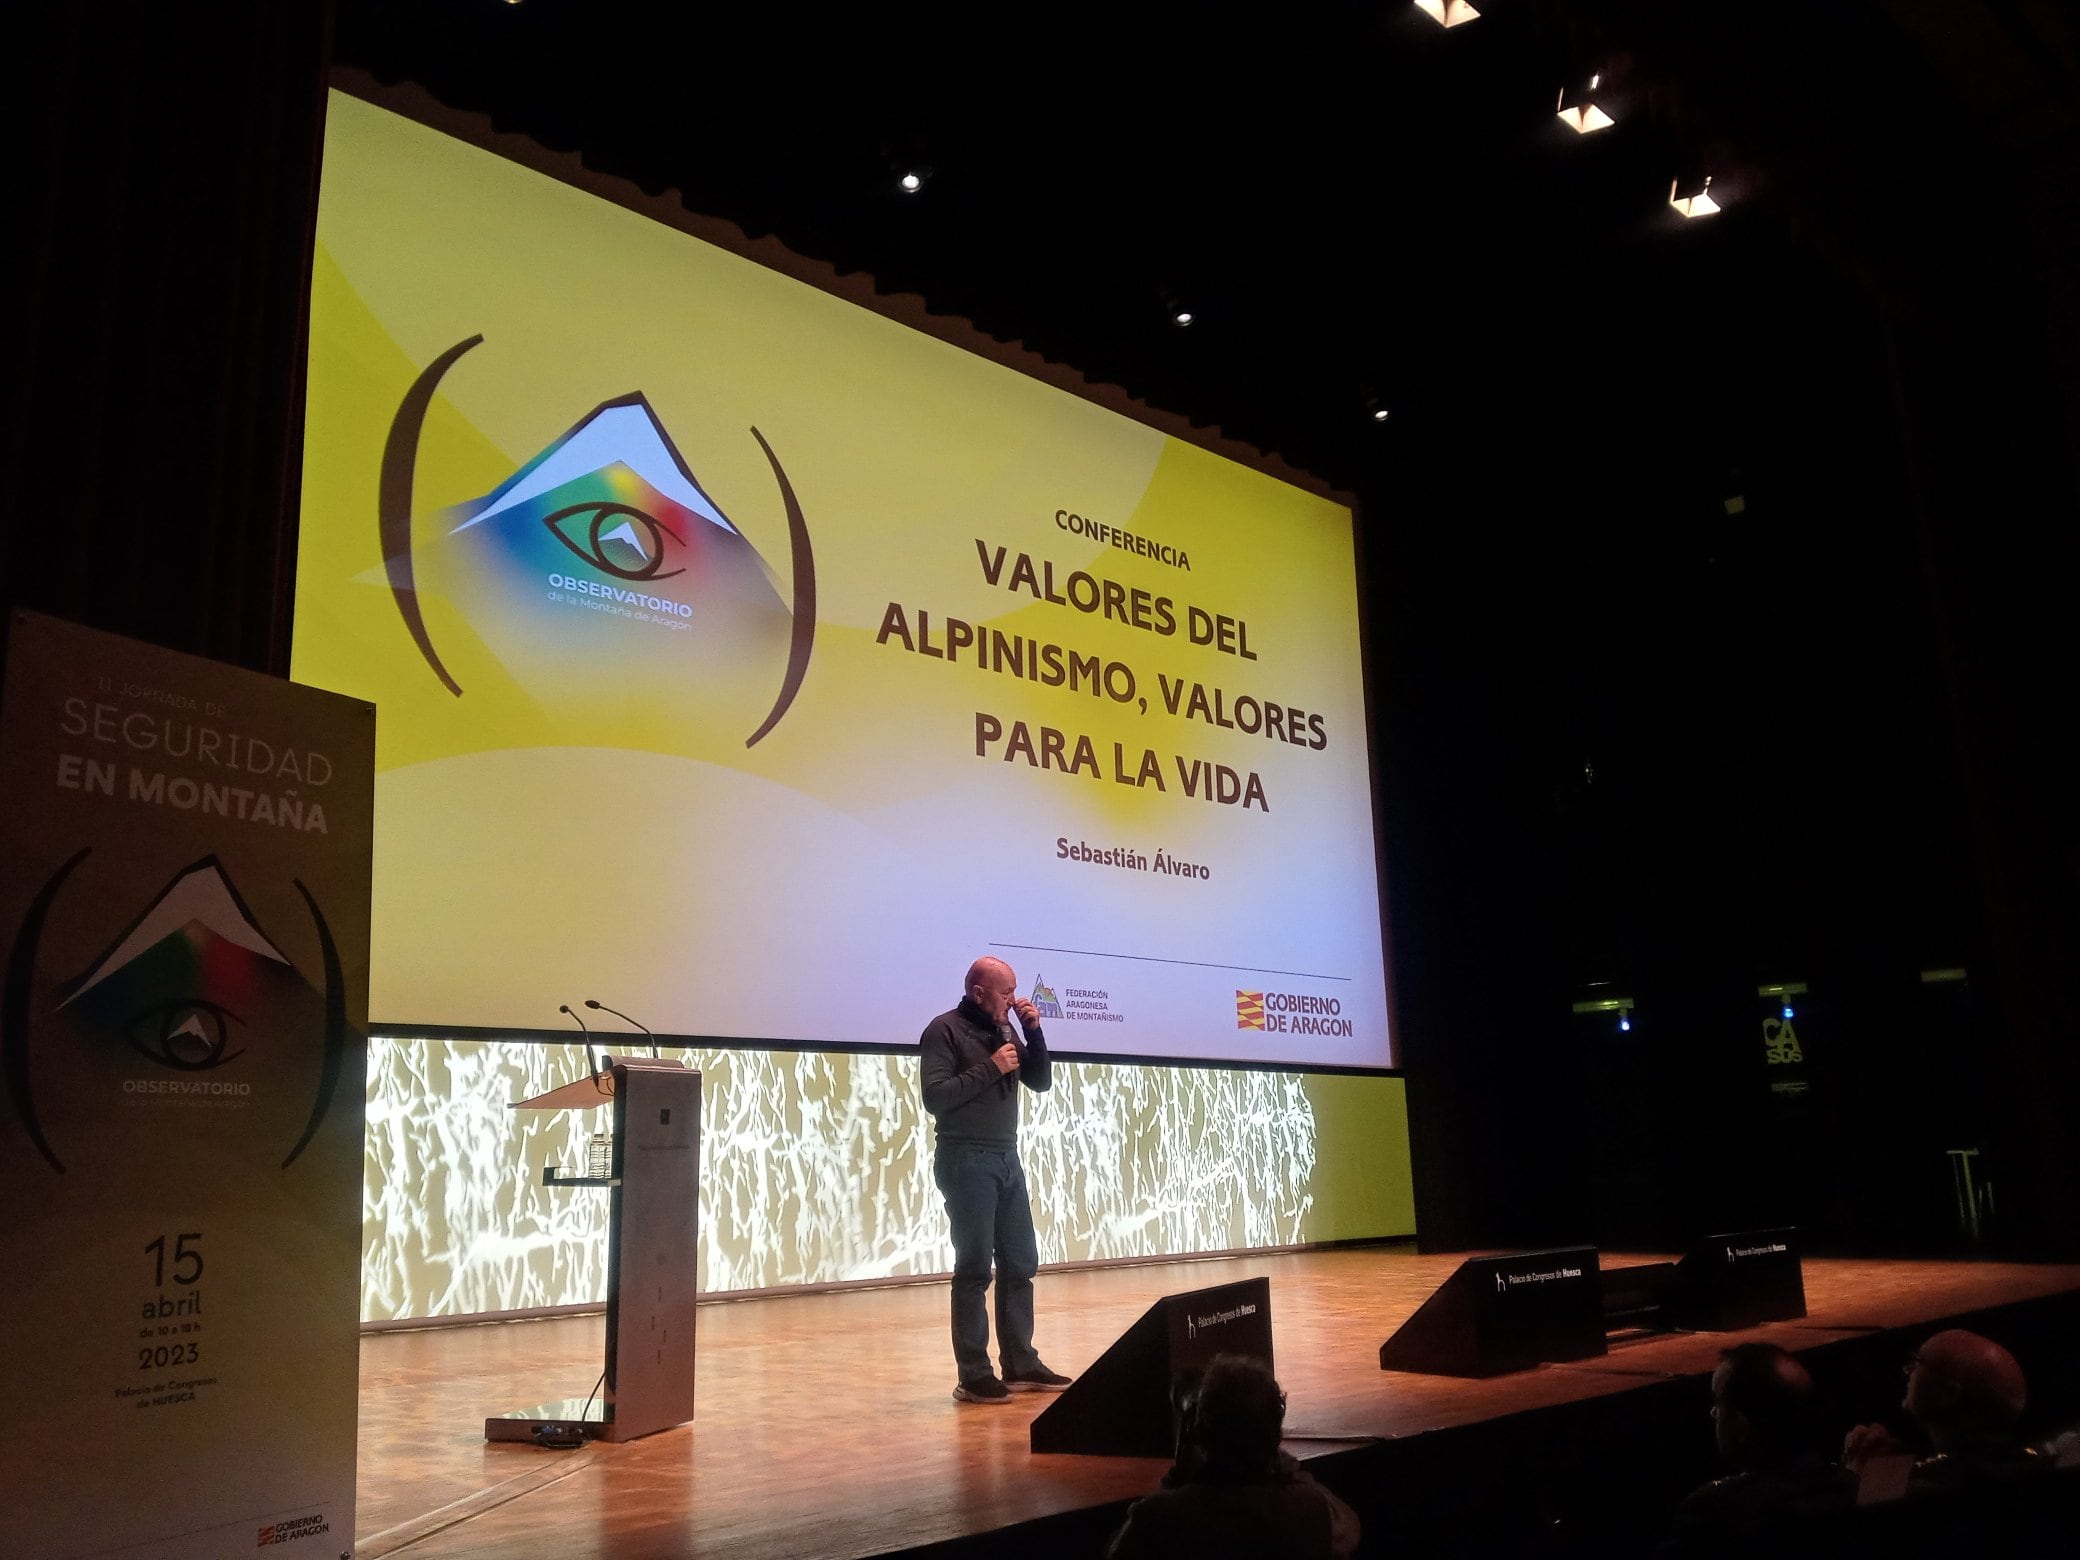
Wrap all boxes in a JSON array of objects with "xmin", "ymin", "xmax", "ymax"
[{"xmin": 920, "ymin": 955, "xmax": 1072, "ymax": 1403}]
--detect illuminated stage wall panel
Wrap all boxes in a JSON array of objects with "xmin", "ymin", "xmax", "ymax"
[{"xmin": 362, "ymin": 1038, "xmax": 1412, "ymax": 1321}]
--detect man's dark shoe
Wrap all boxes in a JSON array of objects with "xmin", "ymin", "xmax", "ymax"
[
  {"xmin": 953, "ymin": 1376, "xmax": 1012, "ymax": 1404},
  {"xmin": 1003, "ymin": 1364, "xmax": 1072, "ymax": 1392}
]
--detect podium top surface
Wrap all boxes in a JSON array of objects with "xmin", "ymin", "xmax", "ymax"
[
  {"xmin": 511, "ymin": 1073, "xmax": 615, "ymax": 1111},
  {"xmin": 511, "ymin": 1055, "xmax": 696, "ymax": 1110}
]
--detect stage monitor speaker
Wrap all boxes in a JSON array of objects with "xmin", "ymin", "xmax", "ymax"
[
  {"xmin": 1669, "ymin": 1227, "xmax": 1805, "ymax": 1331},
  {"xmin": 1378, "ymin": 1246, "xmax": 1604, "ymax": 1377},
  {"xmin": 1029, "ymin": 1275, "xmax": 1271, "ymax": 1456}
]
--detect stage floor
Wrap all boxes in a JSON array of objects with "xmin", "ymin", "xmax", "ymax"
[{"xmin": 352, "ymin": 1247, "xmax": 2080, "ymax": 1559}]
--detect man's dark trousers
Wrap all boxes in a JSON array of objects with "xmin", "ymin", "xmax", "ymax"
[{"xmin": 934, "ymin": 1141, "xmax": 1041, "ymax": 1383}]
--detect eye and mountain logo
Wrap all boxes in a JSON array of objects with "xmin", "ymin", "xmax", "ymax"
[
  {"xmin": 1, "ymin": 850, "xmax": 350, "ymax": 1174},
  {"xmin": 379, "ymin": 336, "xmax": 817, "ymax": 748}
]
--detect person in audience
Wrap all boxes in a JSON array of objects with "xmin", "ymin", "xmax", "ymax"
[
  {"xmin": 1106, "ymin": 1353, "xmax": 1359, "ymax": 1560},
  {"xmin": 1842, "ymin": 1328, "xmax": 2043, "ymax": 1493},
  {"xmin": 1659, "ymin": 1342, "xmax": 1853, "ymax": 1554}
]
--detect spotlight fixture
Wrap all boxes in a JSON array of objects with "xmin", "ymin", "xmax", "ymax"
[
  {"xmin": 878, "ymin": 136, "xmax": 936, "ymax": 198},
  {"xmin": 1556, "ymin": 74, "xmax": 1614, "ymax": 134},
  {"xmin": 1669, "ymin": 173, "xmax": 1720, "ymax": 218},
  {"xmin": 1372, "ymin": 407, "xmax": 1391, "ymax": 422},
  {"xmin": 1570, "ymin": 993, "xmax": 1636, "ymax": 1034},
  {"xmin": 1415, "ymin": 0, "xmax": 1480, "ymax": 26},
  {"xmin": 1173, "ymin": 310, "xmax": 1194, "ymax": 326},
  {"xmin": 1758, "ymin": 981, "xmax": 1808, "ymax": 1019}
]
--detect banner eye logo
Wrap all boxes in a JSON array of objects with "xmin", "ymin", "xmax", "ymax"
[
  {"xmin": 125, "ymin": 998, "xmax": 245, "ymax": 1072},
  {"xmin": 543, "ymin": 502, "xmax": 685, "ymax": 583}
]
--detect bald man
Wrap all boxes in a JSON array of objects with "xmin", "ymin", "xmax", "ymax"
[
  {"xmin": 1843, "ymin": 1328, "xmax": 2041, "ymax": 1493},
  {"xmin": 919, "ymin": 956, "xmax": 1070, "ymax": 1403}
]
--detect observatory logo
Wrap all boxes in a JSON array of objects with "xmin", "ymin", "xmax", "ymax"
[
  {"xmin": 379, "ymin": 337, "xmax": 818, "ymax": 748},
  {"xmin": 440, "ymin": 394, "xmax": 745, "ymax": 630},
  {"xmin": 1, "ymin": 851, "xmax": 351, "ymax": 1174}
]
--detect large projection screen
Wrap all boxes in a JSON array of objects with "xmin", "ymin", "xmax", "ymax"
[{"xmin": 295, "ymin": 87, "xmax": 1394, "ymax": 1070}]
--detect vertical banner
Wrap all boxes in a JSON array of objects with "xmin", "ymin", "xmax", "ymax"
[{"xmin": 0, "ymin": 613, "xmax": 373, "ymax": 1559}]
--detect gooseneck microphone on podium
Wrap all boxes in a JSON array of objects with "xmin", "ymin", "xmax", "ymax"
[
  {"xmin": 585, "ymin": 999, "xmax": 660, "ymax": 1058},
  {"xmin": 558, "ymin": 1003, "xmax": 601, "ymax": 1077}
]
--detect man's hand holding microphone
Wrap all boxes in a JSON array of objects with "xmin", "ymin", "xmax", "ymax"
[{"xmin": 993, "ymin": 995, "xmax": 1041, "ymax": 1074}]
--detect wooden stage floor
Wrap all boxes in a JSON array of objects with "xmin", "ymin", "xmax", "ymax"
[{"xmin": 352, "ymin": 1247, "xmax": 2080, "ymax": 1559}]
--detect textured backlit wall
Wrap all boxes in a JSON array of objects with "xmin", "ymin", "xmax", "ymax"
[{"xmin": 363, "ymin": 1037, "xmax": 1412, "ymax": 1322}]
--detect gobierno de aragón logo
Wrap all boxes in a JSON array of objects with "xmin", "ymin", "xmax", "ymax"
[{"xmin": 1234, "ymin": 989, "xmax": 1352, "ymax": 1037}]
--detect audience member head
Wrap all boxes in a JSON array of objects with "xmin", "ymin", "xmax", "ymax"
[
  {"xmin": 1183, "ymin": 1354, "xmax": 1287, "ymax": 1479},
  {"xmin": 1711, "ymin": 1342, "xmax": 1816, "ymax": 1469},
  {"xmin": 1904, "ymin": 1329, "xmax": 2027, "ymax": 1450}
]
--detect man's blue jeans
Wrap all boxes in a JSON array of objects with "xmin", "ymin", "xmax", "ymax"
[{"xmin": 934, "ymin": 1141, "xmax": 1041, "ymax": 1383}]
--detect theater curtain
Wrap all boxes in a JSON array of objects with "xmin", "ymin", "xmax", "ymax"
[{"xmin": 3, "ymin": 0, "xmax": 336, "ymax": 675}]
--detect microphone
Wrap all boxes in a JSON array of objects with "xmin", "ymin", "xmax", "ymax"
[
  {"xmin": 996, "ymin": 1015, "xmax": 1025, "ymax": 1088},
  {"xmin": 557, "ymin": 1003, "xmax": 601, "ymax": 1078},
  {"xmin": 585, "ymin": 999, "xmax": 659, "ymax": 1059}
]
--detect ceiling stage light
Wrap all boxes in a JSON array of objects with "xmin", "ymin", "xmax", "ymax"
[
  {"xmin": 1669, "ymin": 173, "xmax": 1720, "ymax": 218},
  {"xmin": 899, "ymin": 172, "xmax": 923, "ymax": 193},
  {"xmin": 1557, "ymin": 75, "xmax": 1614, "ymax": 133},
  {"xmin": 1415, "ymin": 0, "xmax": 1480, "ymax": 26}
]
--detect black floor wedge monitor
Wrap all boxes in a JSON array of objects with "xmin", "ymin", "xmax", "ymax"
[
  {"xmin": 1379, "ymin": 1246, "xmax": 1604, "ymax": 1377},
  {"xmin": 1030, "ymin": 1276, "xmax": 1272, "ymax": 1456},
  {"xmin": 1669, "ymin": 1227, "xmax": 1805, "ymax": 1331}
]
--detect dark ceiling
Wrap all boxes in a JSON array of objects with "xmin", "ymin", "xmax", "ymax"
[{"xmin": 331, "ymin": 0, "xmax": 1933, "ymax": 497}]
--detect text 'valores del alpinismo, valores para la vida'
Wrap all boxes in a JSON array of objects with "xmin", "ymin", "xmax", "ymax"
[{"xmin": 874, "ymin": 532, "xmax": 1339, "ymax": 816}]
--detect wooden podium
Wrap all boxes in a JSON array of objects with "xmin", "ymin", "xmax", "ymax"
[{"xmin": 485, "ymin": 1055, "xmax": 701, "ymax": 1445}]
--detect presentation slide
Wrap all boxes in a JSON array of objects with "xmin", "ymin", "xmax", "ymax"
[{"xmin": 295, "ymin": 88, "xmax": 1394, "ymax": 1069}]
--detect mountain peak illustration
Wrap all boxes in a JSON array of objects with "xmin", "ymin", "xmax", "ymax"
[
  {"xmin": 598, "ymin": 518, "xmax": 649, "ymax": 558},
  {"xmin": 167, "ymin": 1011, "xmax": 214, "ymax": 1046},
  {"xmin": 61, "ymin": 858, "xmax": 289, "ymax": 1006},
  {"xmin": 448, "ymin": 394, "xmax": 740, "ymax": 538}
]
